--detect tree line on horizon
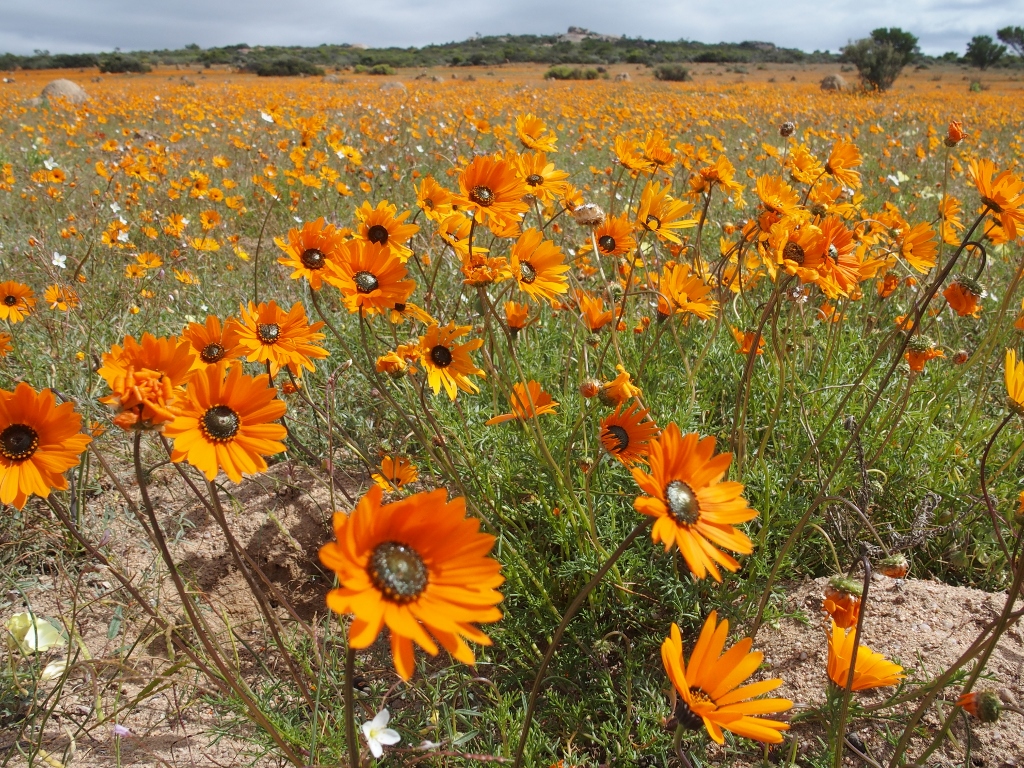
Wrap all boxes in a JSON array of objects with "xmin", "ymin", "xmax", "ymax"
[{"xmin": 1, "ymin": 27, "xmax": 1021, "ymax": 78}]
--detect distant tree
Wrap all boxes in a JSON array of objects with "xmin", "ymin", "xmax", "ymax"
[
  {"xmin": 841, "ymin": 28, "xmax": 919, "ymax": 90},
  {"xmin": 997, "ymin": 26, "xmax": 1024, "ymax": 58},
  {"xmin": 653, "ymin": 63, "xmax": 691, "ymax": 81},
  {"xmin": 98, "ymin": 53, "xmax": 150, "ymax": 73},
  {"xmin": 965, "ymin": 35, "xmax": 1006, "ymax": 69}
]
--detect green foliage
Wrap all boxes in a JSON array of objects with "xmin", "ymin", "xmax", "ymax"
[
  {"xmin": 97, "ymin": 53, "xmax": 151, "ymax": 73},
  {"xmin": 353, "ymin": 63, "xmax": 396, "ymax": 75},
  {"xmin": 841, "ymin": 33, "xmax": 916, "ymax": 91},
  {"xmin": 870, "ymin": 27, "xmax": 920, "ymax": 64},
  {"xmin": 250, "ymin": 56, "xmax": 324, "ymax": 77},
  {"xmin": 543, "ymin": 65, "xmax": 601, "ymax": 80},
  {"xmin": 965, "ymin": 35, "xmax": 1007, "ymax": 70},
  {"xmin": 996, "ymin": 25, "xmax": 1024, "ymax": 58},
  {"xmin": 653, "ymin": 62, "xmax": 692, "ymax": 81}
]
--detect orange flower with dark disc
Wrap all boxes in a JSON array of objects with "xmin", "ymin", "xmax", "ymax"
[
  {"xmin": 631, "ymin": 424, "xmax": 757, "ymax": 581},
  {"xmin": 236, "ymin": 300, "xmax": 328, "ymax": 378},
  {"xmin": 452, "ymin": 154, "xmax": 529, "ymax": 235},
  {"xmin": 825, "ymin": 140, "xmax": 862, "ymax": 189},
  {"xmin": 515, "ymin": 113, "xmax": 557, "ymax": 153},
  {"xmin": 585, "ymin": 213, "xmax": 636, "ymax": 258},
  {"xmin": 355, "ymin": 200, "xmax": 420, "ymax": 262},
  {"xmin": 0, "ymin": 383, "xmax": 91, "ymax": 510},
  {"xmin": 164, "ymin": 362, "xmax": 286, "ymax": 483},
  {"xmin": 275, "ymin": 217, "xmax": 346, "ymax": 289},
  {"xmin": 969, "ymin": 158, "xmax": 1024, "ymax": 239},
  {"xmin": 634, "ymin": 181, "xmax": 696, "ymax": 245},
  {"xmin": 98, "ymin": 333, "xmax": 195, "ymax": 430},
  {"xmin": 182, "ymin": 315, "xmax": 245, "ymax": 371},
  {"xmin": 0, "ymin": 281, "xmax": 36, "ymax": 324},
  {"xmin": 600, "ymin": 401, "xmax": 659, "ymax": 467},
  {"xmin": 898, "ymin": 222, "xmax": 937, "ymax": 274},
  {"xmin": 417, "ymin": 323, "xmax": 485, "ymax": 400},
  {"xmin": 662, "ymin": 612, "xmax": 792, "ymax": 744},
  {"xmin": 415, "ymin": 175, "xmax": 453, "ymax": 223},
  {"xmin": 372, "ymin": 455, "xmax": 418, "ymax": 491},
  {"xmin": 510, "ymin": 228, "xmax": 570, "ymax": 304},
  {"xmin": 515, "ymin": 152, "xmax": 569, "ymax": 203},
  {"xmin": 319, "ymin": 484, "xmax": 504, "ymax": 681},
  {"xmin": 324, "ymin": 239, "xmax": 416, "ymax": 316}
]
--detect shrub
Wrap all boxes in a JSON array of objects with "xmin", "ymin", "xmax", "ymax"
[
  {"xmin": 965, "ymin": 36, "xmax": 1006, "ymax": 70},
  {"xmin": 253, "ymin": 57, "xmax": 324, "ymax": 77},
  {"xmin": 996, "ymin": 26, "xmax": 1024, "ymax": 58},
  {"xmin": 97, "ymin": 54, "xmax": 151, "ymax": 74},
  {"xmin": 841, "ymin": 28, "xmax": 919, "ymax": 91},
  {"xmin": 543, "ymin": 65, "xmax": 599, "ymax": 80},
  {"xmin": 354, "ymin": 63, "xmax": 396, "ymax": 75},
  {"xmin": 653, "ymin": 63, "xmax": 691, "ymax": 81}
]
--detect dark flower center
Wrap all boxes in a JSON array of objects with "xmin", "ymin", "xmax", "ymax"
[
  {"xmin": 256, "ymin": 323, "xmax": 280, "ymax": 344},
  {"xmin": 519, "ymin": 261, "xmax": 537, "ymax": 284},
  {"xmin": 1, "ymin": 424, "xmax": 39, "ymax": 461},
  {"xmin": 368, "ymin": 541, "xmax": 428, "ymax": 603},
  {"xmin": 300, "ymin": 248, "xmax": 326, "ymax": 270},
  {"xmin": 827, "ymin": 243, "xmax": 839, "ymax": 262},
  {"xmin": 605, "ymin": 425, "xmax": 629, "ymax": 452},
  {"xmin": 783, "ymin": 241, "xmax": 805, "ymax": 264},
  {"xmin": 3, "ymin": 295, "xmax": 16, "ymax": 306},
  {"xmin": 393, "ymin": 302, "xmax": 406, "ymax": 312},
  {"xmin": 598, "ymin": 235, "xmax": 616, "ymax": 253},
  {"xmin": 526, "ymin": 174, "xmax": 543, "ymax": 186},
  {"xmin": 980, "ymin": 195, "xmax": 1002, "ymax": 213},
  {"xmin": 469, "ymin": 185, "xmax": 494, "ymax": 207},
  {"xmin": 665, "ymin": 480, "xmax": 700, "ymax": 524},
  {"xmin": 674, "ymin": 688, "xmax": 713, "ymax": 730},
  {"xmin": 200, "ymin": 343, "xmax": 226, "ymax": 364},
  {"xmin": 430, "ymin": 345, "xmax": 453, "ymax": 367},
  {"xmin": 366, "ymin": 224, "xmax": 389, "ymax": 244},
  {"xmin": 354, "ymin": 271, "xmax": 380, "ymax": 293},
  {"xmin": 202, "ymin": 405, "xmax": 240, "ymax": 442},
  {"xmin": 645, "ymin": 215, "xmax": 662, "ymax": 231}
]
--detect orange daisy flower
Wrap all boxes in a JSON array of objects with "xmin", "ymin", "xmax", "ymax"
[
  {"xmin": 515, "ymin": 114, "xmax": 557, "ymax": 153},
  {"xmin": 417, "ymin": 323, "xmax": 485, "ymax": 400},
  {"xmin": 504, "ymin": 301, "xmax": 530, "ymax": 337},
  {"xmin": 585, "ymin": 213, "xmax": 637, "ymax": 258},
  {"xmin": 662, "ymin": 612, "xmax": 792, "ymax": 744},
  {"xmin": 452, "ymin": 154, "xmax": 529, "ymax": 235},
  {"xmin": 969, "ymin": 158, "xmax": 1024, "ymax": 239},
  {"xmin": 943, "ymin": 277, "xmax": 984, "ymax": 318},
  {"xmin": 485, "ymin": 381, "xmax": 559, "ymax": 425},
  {"xmin": 656, "ymin": 263, "xmax": 718, "ymax": 320},
  {"xmin": 0, "ymin": 281, "xmax": 36, "ymax": 324},
  {"xmin": 577, "ymin": 291, "xmax": 614, "ymax": 332},
  {"xmin": 164, "ymin": 362, "xmax": 287, "ymax": 483},
  {"xmin": 44, "ymin": 285, "xmax": 79, "ymax": 312},
  {"xmin": 600, "ymin": 401, "xmax": 659, "ymax": 467},
  {"xmin": 355, "ymin": 200, "xmax": 420, "ymax": 262},
  {"xmin": 415, "ymin": 175, "xmax": 453, "ymax": 223},
  {"xmin": 598, "ymin": 364, "xmax": 642, "ymax": 407},
  {"xmin": 275, "ymin": 217, "xmax": 346, "ymax": 290},
  {"xmin": 510, "ymin": 228, "xmax": 570, "ymax": 304},
  {"xmin": 372, "ymin": 455, "xmax": 418, "ymax": 491},
  {"xmin": 823, "ymin": 578, "xmax": 862, "ymax": 629},
  {"xmin": 324, "ymin": 240, "xmax": 416, "ymax": 316},
  {"xmin": 631, "ymin": 424, "xmax": 757, "ymax": 581},
  {"xmin": 905, "ymin": 336, "xmax": 944, "ymax": 372},
  {"xmin": 634, "ymin": 181, "xmax": 696, "ymax": 245},
  {"xmin": 731, "ymin": 327, "xmax": 765, "ymax": 355},
  {"xmin": 515, "ymin": 152, "xmax": 569, "ymax": 203},
  {"xmin": 0, "ymin": 383, "xmax": 92, "ymax": 510},
  {"xmin": 319, "ymin": 484, "xmax": 504, "ymax": 681},
  {"xmin": 98, "ymin": 333, "xmax": 195, "ymax": 430},
  {"xmin": 825, "ymin": 140, "xmax": 862, "ymax": 190},
  {"xmin": 237, "ymin": 301, "xmax": 328, "ymax": 378},
  {"xmin": 826, "ymin": 620, "xmax": 905, "ymax": 691},
  {"xmin": 182, "ymin": 315, "xmax": 245, "ymax": 371},
  {"xmin": 899, "ymin": 222, "xmax": 937, "ymax": 274}
]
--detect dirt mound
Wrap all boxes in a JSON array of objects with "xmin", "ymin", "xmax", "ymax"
[
  {"xmin": 41, "ymin": 79, "xmax": 89, "ymax": 104},
  {"xmin": 754, "ymin": 575, "xmax": 1024, "ymax": 765}
]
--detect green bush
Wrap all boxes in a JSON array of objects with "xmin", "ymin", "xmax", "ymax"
[
  {"xmin": 543, "ymin": 65, "xmax": 599, "ymax": 80},
  {"xmin": 354, "ymin": 63, "xmax": 396, "ymax": 75},
  {"xmin": 840, "ymin": 27, "xmax": 919, "ymax": 91},
  {"xmin": 253, "ymin": 57, "xmax": 324, "ymax": 77},
  {"xmin": 653, "ymin": 63, "xmax": 692, "ymax": 81},
  {"xmin": 97, "ymin": 54, "xmax": 151, "ymax": 74}
]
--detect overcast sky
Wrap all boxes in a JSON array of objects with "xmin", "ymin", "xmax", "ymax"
[{"xmin": 0, "ymin": 0, "xmax": 1017, "ymax": 57}]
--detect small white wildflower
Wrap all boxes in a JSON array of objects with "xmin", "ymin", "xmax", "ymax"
[
  {"xmin": 260, "ymin": 111, "xmax": 275, "ymax": 123},
  {"xmin": 52, "ymin": 252, "xmax": 67, "ymax": 269},
  {"xmin": 362, "ymin": 708, "xmax": 400, "ymax": 759}
]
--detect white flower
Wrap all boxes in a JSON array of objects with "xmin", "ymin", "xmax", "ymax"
[
  {"xmin": 40, "ymin": 659, "xmax": 68, "ymax": 680},
  {"xmin": 362, "ymin": 708, "xmax": 400, "ymax": 759},
  {"xmin": 52, "ymin": 252, "xmax": 67, "ymax": 269},
  {"xmin": 260, "ymin": 111, "xmax": 275, "ymax": 123}
]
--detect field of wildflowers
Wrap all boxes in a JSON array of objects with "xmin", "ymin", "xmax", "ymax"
[{"xmin": 1, "ymin": 64, "xmax": 1023, "ymax": 767}]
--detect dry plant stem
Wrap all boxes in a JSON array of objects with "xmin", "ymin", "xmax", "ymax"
[
  {"xmin": 979, "ymin": 413, "xmax": 1014, "ymax": 565},
  {"xmin": 833, "ymin": 555, "xmax": 871, "ymax": 768},
  {"xmin": 751, "ymin": 211, "xmax": 989, "ymax": 635},
  {"xmin": 251, "ymin": 194, "xmax": 279, "ymax": 305},
  {"xmin": 511, "ymin": 518, "xmax": 654, "ymax": 768},
  {"xmin": 204, "ymin": 478, "xmax": 317, "ymax": 710},
  {"xmin": 130, "ymin": 432, "xmax": 304, "ymax": 766},
  {"xmin": 345, "ymin": 644, "xmax": 359, "ymax": 768}
]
